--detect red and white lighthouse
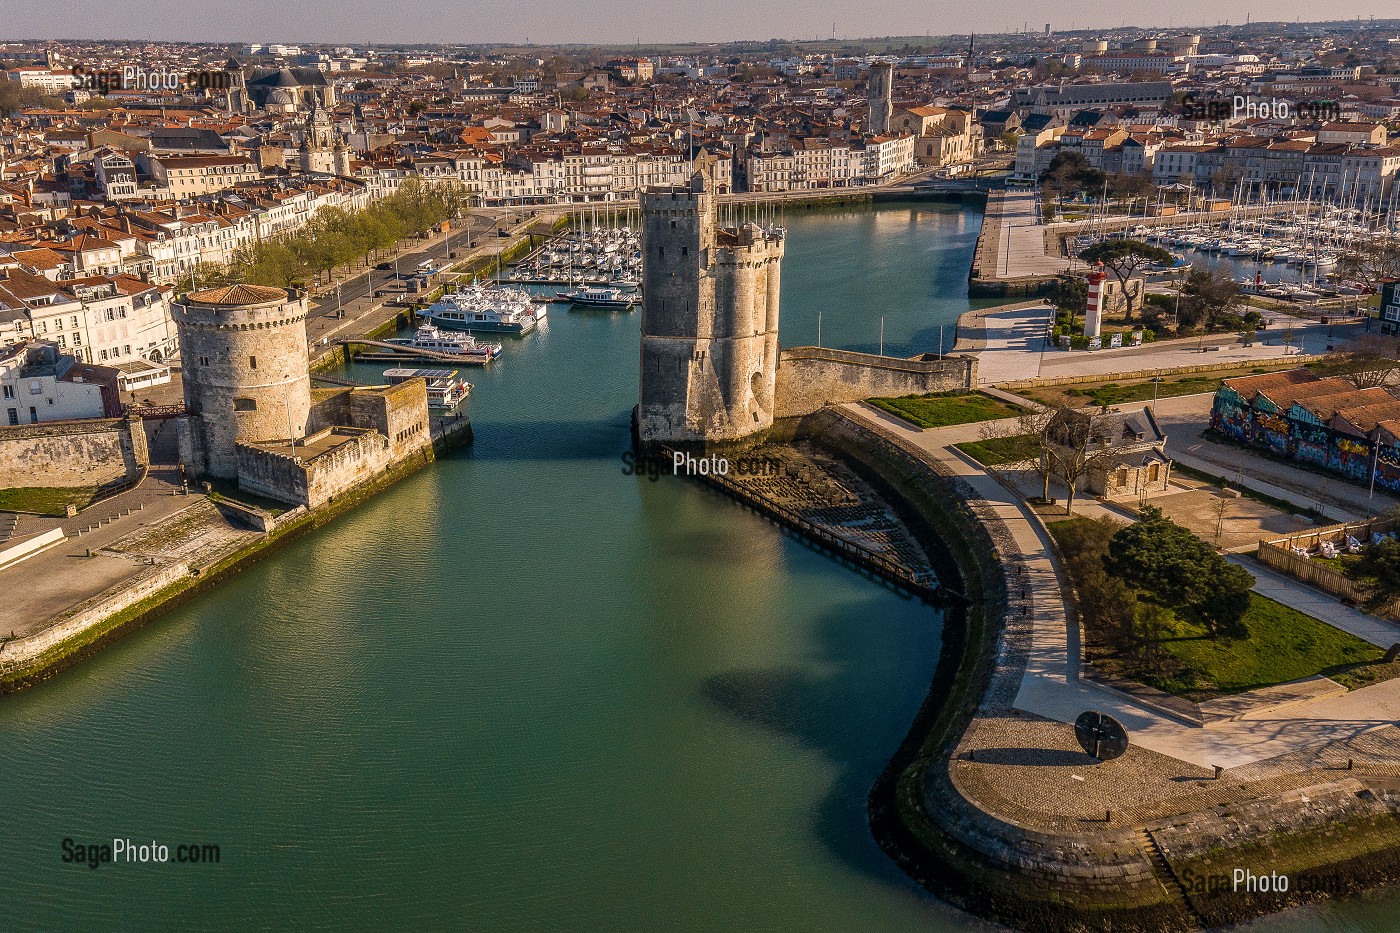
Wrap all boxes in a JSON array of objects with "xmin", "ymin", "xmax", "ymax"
[{"xmin": 1084, "ymin": 262, "xmax": 1108, "ymax": 339}]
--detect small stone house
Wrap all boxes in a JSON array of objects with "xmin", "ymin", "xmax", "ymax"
[{"xmin": 1050, "ymin": 405, "xmax": 1173, "ymax": 501}]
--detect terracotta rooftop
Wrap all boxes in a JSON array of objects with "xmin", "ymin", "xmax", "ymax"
[{"xmin": 186, "ymin": 283, "xmax": 289, "ymax": 306}]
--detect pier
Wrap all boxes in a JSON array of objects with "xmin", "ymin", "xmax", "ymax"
[{"xmin": 337, "ymin": 337, "xmax": 494, "ymax": 365}]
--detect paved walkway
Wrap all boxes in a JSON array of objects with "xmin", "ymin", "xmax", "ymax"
[
  {"xmin": 995, "ymin": 190, "xmax": 1069, "ymax": 278},
  {"xmin": 1240, "ymin": 557, "xmax": 1400, "ymax": 649},
  {"xmin": 970, "ymin": 304, "xmax": 1339, "ymax": 386},
  {"xmin": 839, "ymin": 402, "xmax": 1400, "ymax": 770}
]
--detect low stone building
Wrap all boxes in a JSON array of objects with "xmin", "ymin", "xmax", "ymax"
[
  {"xmin": 1049, "ymin": 406, "xmax": 1173, "ymax": 501},
  {"xmin": 1212, "ymin": 367, "xmax": 1400, "ymax": 492}
]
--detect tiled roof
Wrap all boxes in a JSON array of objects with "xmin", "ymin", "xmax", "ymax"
[{"xmin": 186, "ymin": 283, "xmax": 288, "ymax": 305}]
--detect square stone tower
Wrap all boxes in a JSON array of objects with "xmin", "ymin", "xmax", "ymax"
[
  {"xmin": 867, "ymin": 62, "xmax": 894, "ymax": 136},
  {"xmin": 638, "ymin": 174, "xmax": 783, "ymax": 451}
]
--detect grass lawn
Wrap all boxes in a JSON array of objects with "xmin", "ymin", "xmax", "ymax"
[
  {"xmin": 1155, "ymin": 594, "xmax": 1382, "ymax": 696},
  {"xmin": 955, "ymin": 433, "xmax": 1040, "ymax": 466},
  {"xmin": 1020, "ymin": 363, "xmax": 1301, "ymax": 410},
  {"xmin": 868, "ymin": 391, "xmax": 1021, "ymax": 429},
  {"xmin": 0, "ymin": 486, "xmax": 95, "ymax": 516},
  {"xmin": 1046, "ymin": 516, "xmax": 1384, "ymax": 699}
]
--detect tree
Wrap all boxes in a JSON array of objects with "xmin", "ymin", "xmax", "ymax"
[
  {"xmin": 1040, "ymin": 150, "xmax": 1104, "ymax": 199},
  {"xmin": 1050, "ymin": 275, "xmax": 1088, "ymax": 321},
  {"xmin": 1316, "ymin": 333, "xmax": 1400, "ymax": 390},
  {"xmin": 1078, "ymin": 239, "xmax": 1174, "ymax": 324},
  {"xmin": 1103, "ymin": 507, "xmax": 1254, "ymax": 638},
  {"xmin": 1107, "ymin": 171, "xmax": 1154, "ymax": 201},
  {"xmin": 1042, "ymin": 407, "xmax": 1117, "ymax": 515},
  {"xmin": 1175, "ymin": 266, "xmax": 1240, "ymax": 331},
  {"xmin": 1347, "ymin": 537, "xmax": 1400, "ymax": 614},
  {"xmin": 1337, "ymin": 240, "xmax": 1400, "ymax": 290}
]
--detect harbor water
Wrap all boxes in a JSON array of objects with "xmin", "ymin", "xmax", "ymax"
[{"xmin": 3, "ymin": 199, "xmax": 1395, "ymax": 931}]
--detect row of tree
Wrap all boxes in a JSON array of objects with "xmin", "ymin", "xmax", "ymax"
[
  {"xmin": 194, "ymin": 178, "xmax": 471, "ymax": 290},
  {"xmin": 1040, "ymin": 151, "xmax": 1156, "ymax": 203}
]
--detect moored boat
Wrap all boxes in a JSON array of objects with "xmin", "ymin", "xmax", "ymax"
[
  {"xmin": 556, "ymin": 286, "xmax": 638, "ymax": 310},
  {"xmin": 381, "ymin": 367, "xmax": 473, "ymax": 410}
]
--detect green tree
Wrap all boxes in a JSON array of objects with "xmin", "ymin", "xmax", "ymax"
[
  {"xmin": 1175, "ymin": 266, "xmax": 1240, "ymax": 331},
  {"xmin": 1103, "ymin": 507, "xmax": 1254, "ymax": 638},
  {"xmin": 1051, "ymin": 275, "xmax": 1088, "ymax": 322},
  {"xmin": 1078, "ymin": 239, "xmax": 1173, "ymax": 324},
  {"xmin": 1348, "ymin": 537, "xmax": 1400, "ymax": 614},
  {"xmin": 1040, "ymin": 150, "xmax": 1104, "ymax": 199}
]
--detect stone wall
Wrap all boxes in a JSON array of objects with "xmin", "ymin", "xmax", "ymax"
[
  {"xmin": 236, "ymin": 428, "xmax": 395, "ymax": 508},
  {"xmin": 774, "ymin": 347, "xmax": 977, "ymax": 417},
  {"xmin": 0, "ymin": 417, "xmax": 148, "ymax": 490},
  {"xmin": 0, "ymin": 555, "xmax": 192, "ymax": 676},
  {"xmin": 311, "ymin": 381, "xmax": 431, "ymax": 460}
]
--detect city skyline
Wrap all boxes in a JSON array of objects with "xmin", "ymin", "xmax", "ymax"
[{"xmin": 5, "ymin": 3, "xmax": 1400, "ymax": 46}]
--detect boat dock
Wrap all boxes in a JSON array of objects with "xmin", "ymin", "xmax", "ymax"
[{"xmin": 338, "ymin": 338, "xmax": 494, "ymax": 365}]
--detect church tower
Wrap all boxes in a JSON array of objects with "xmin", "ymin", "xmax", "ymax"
[
  {"xmin": 223, "ymin": 58, "xmax": 249, "ymax": 114},
  {"xmin": 299, "ymin": 101, "xmax": 337, "ymax": 174},
  {"xmin": 867, "ymin": 62, "xmax": 893, "ymax": 136},
  {"xmin": 637, "ymin": 174, "xmax": 783, "ymax": 451}
]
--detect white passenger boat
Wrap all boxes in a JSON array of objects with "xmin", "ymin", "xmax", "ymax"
[
  {"xmin": 388, "ymin": 323, "xmax": 503, "ymax": 361},
  {"xmin": 423, "ymin": 284, "xmax": 539, "ymax": 334},
  {"xmin": 382, "ymin": 368, "xmax": 473, "ymax": 409}
]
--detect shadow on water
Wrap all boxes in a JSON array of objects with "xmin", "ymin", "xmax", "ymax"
[
  {"xmin": 449, "ymin": 415, "xmax": 633, "ymax": 462},
  {"xmin": 701, "ymin": 595, "xmax": 943, "ymax": 893}
]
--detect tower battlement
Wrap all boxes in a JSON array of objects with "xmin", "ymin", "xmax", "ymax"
[{"xmin": 174, "ymin": 284, "xmax": 312, "ymax": 479}]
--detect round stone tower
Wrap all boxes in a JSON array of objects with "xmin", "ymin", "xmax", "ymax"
[{"xmin": 173, "ymin": 284, "xmax": 311, "ymax": 479}]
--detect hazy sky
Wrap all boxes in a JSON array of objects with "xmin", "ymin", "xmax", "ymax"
[{"xmin": 5, "ymin": 0, "xmax": 1399, "ymax": 45}]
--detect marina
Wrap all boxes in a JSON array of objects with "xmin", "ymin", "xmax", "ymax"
[
  {"xmin": 1064, "ymin": 175, "xmax": 1400, "ymax": 301},
  {"xmin": 5, "ymin": 200, "xmax": 1394, "ymax": 933},
  {"xmin": 503, "ymin": 214, "xmax": 643, "ymax": 288}
]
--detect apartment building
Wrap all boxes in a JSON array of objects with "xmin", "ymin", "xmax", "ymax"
[{"xmin": 143, "ymin": 154, "xmax": 260, "ymax": 198}]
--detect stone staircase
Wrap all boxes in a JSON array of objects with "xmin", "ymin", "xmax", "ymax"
[
  {"xmin": 1135, "ymin": 827, "xmax": 1205, "ymax": 927},
  {"xmin": 0, "ymin": 513, "xmax": 18, "ymax": 543}
]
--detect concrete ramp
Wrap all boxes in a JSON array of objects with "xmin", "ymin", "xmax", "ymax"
[{"xmin": 1198, "ymin": 675, "xmax": 1348, "ymax": 724}]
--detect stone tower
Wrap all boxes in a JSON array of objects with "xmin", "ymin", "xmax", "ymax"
[
  {"xmin": 299, "ymin": 102, "xmax": 337, "ymax": 174},
  {"xmin": 638, "ymin": 173, "xmax": 783, "ymax": 450},
  {"xmin": 223, "ymin": 57, "xmax": 249, "ymax": 114},
  {"xmin": 173, "ymin": 284, "xmax": 312, "ymax": 478},
  {"xmin": 867, "ymin": 62, "xmax": 893, "ymax": 136}
]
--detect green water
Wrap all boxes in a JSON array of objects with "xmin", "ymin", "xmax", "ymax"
[{"xmin": 3, "ymin": 201, "xmax": 1387, "ymax": 932}]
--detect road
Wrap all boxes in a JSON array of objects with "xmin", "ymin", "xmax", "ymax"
[
  {"xmin": 971, "ymin": 302, "xmax": 1349, "ymax": 385},
  {"xmin": 301, "ymin": 210, "xmax": 548, "ymax": 354}
]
